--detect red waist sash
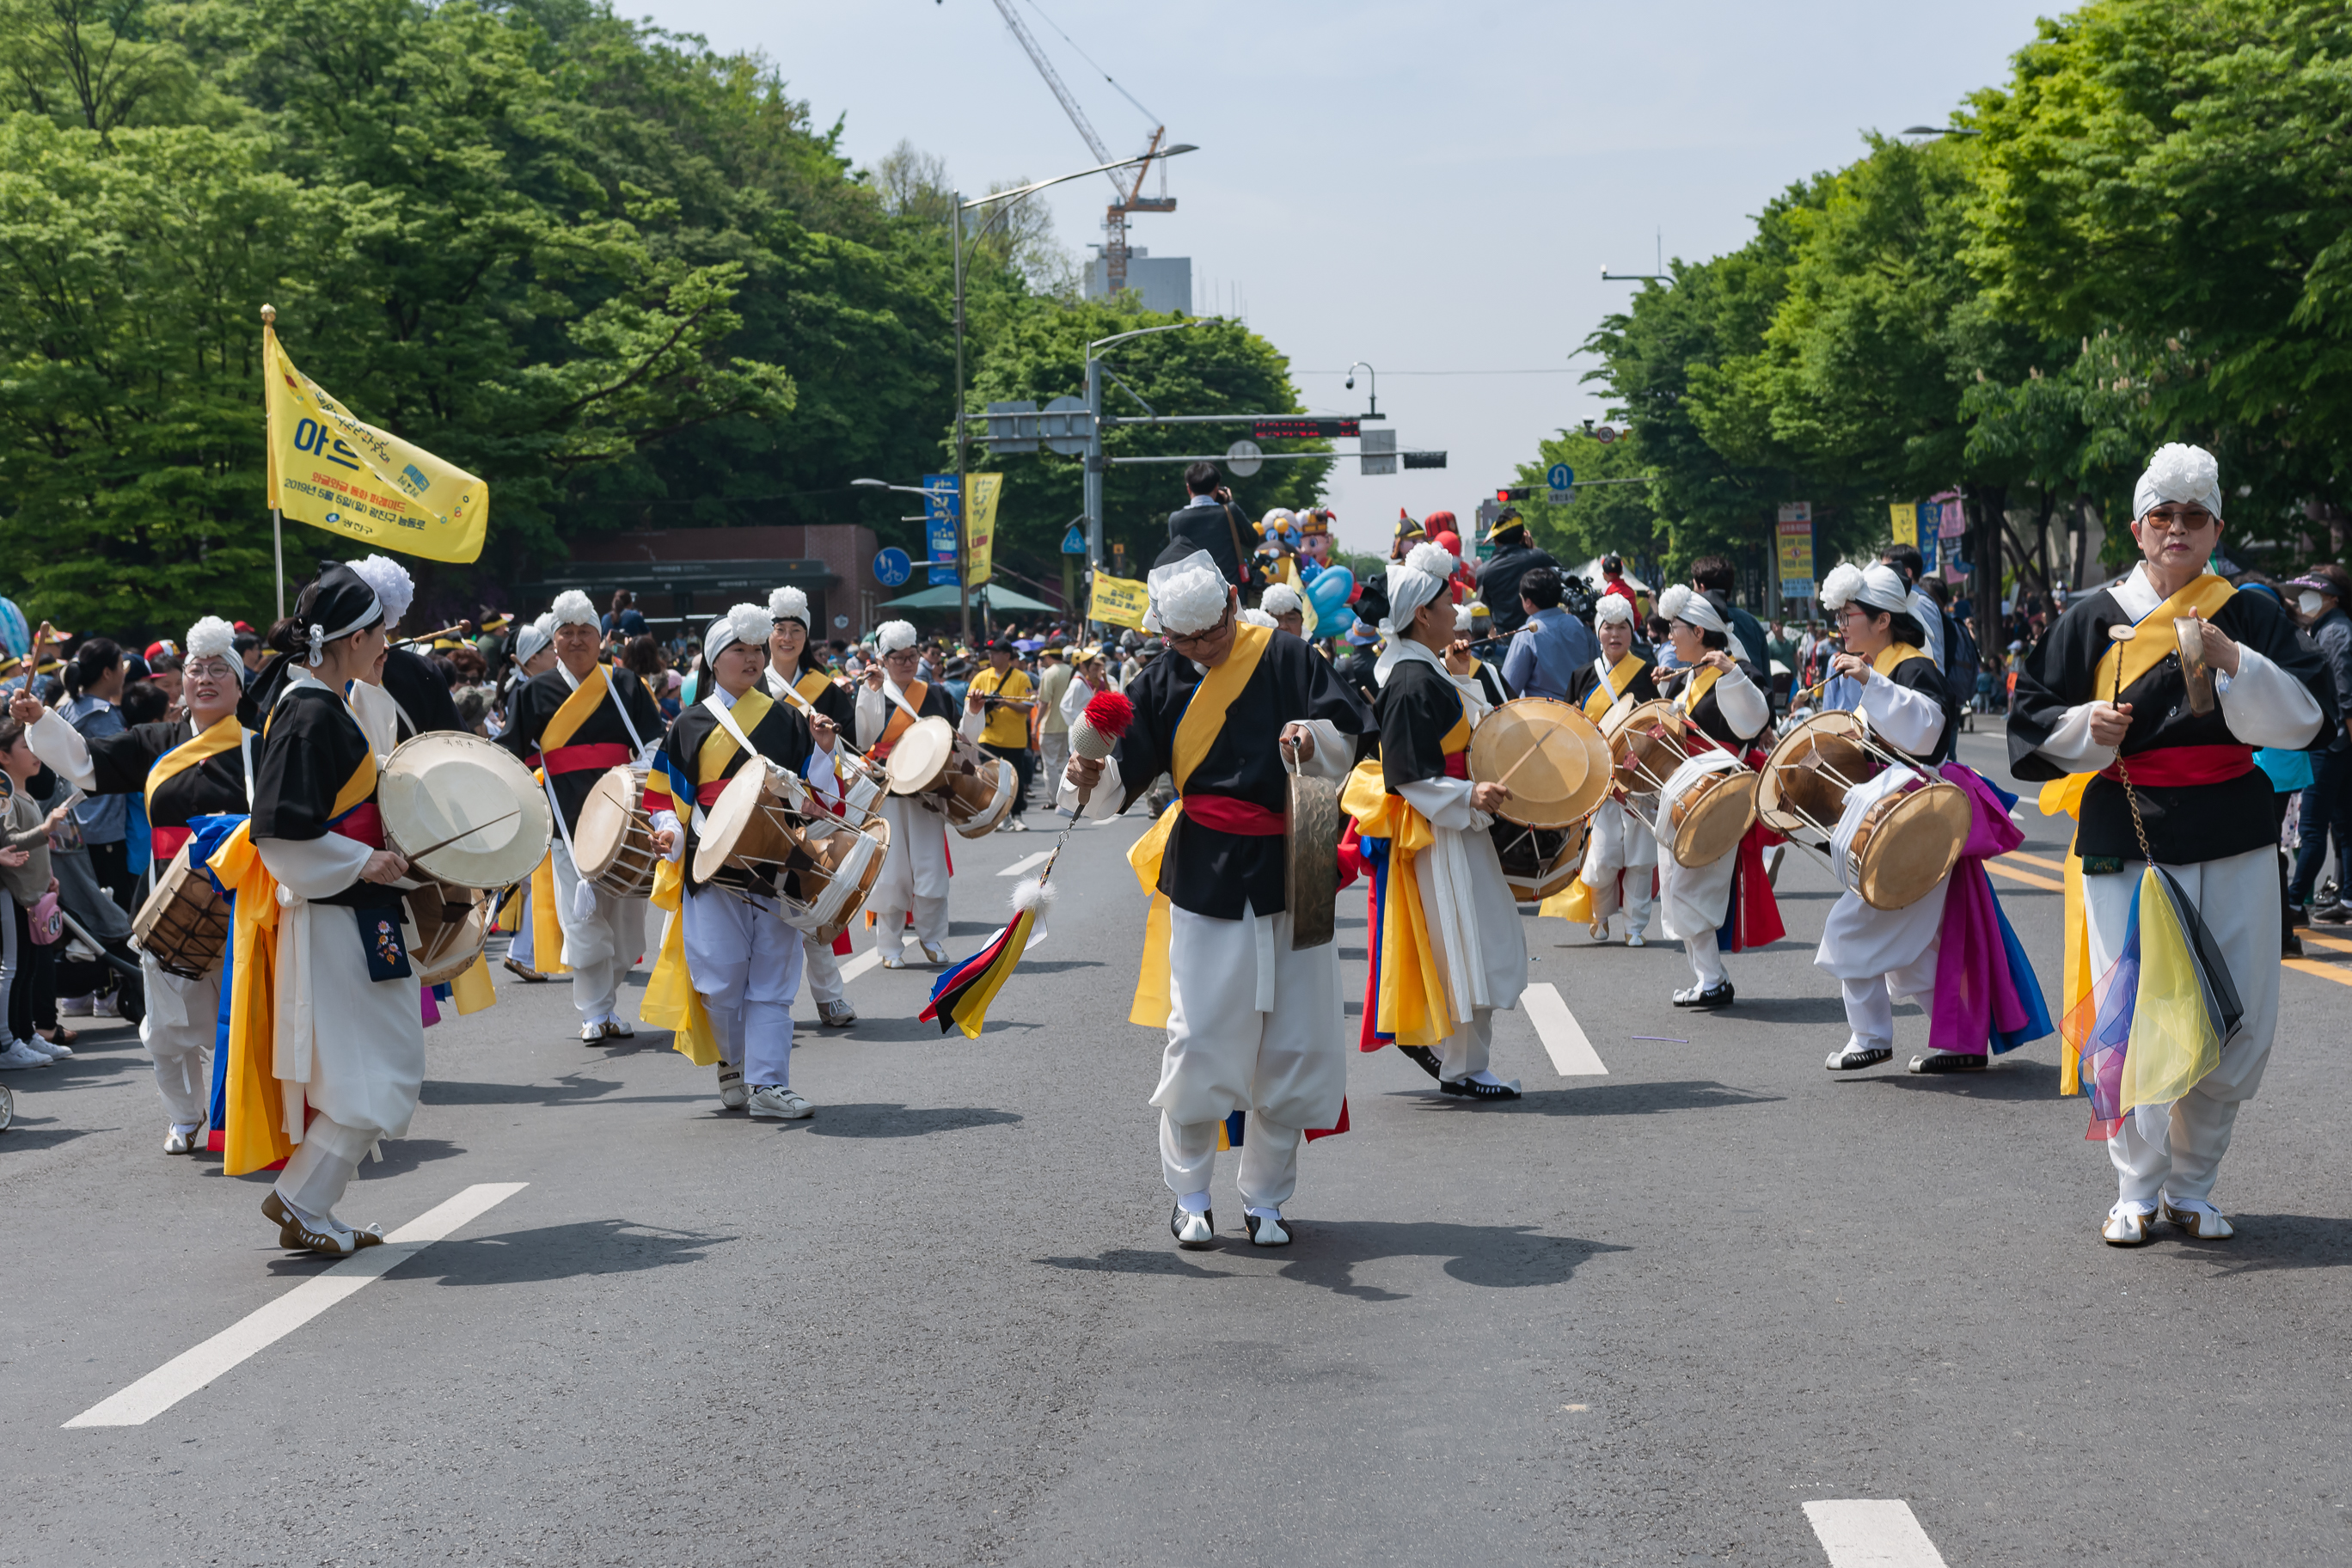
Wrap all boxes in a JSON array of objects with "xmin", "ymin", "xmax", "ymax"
[
  {"xmin": 695, "ymin": 778, "xmax": 732, "ymax": 807},
  {"xmin": 543, "ymin": 741, "xmax": 632, "ymax": 776},
  {"xmin": 152, "ymin": 823, "xmax": 192, "ymax": 864},
  {"xmin": 2100, "ymin": 744, "xmax": 2257, "ymax": 788},
  {"xmin": 329, "ymin": 803, "xmax": 385, "ymax": 849},
  {"xmin": 1183, "ymin": 793, "xmax": 1286, "ymax": 836},
  {"xmin": 1442, "ymin": 752, "xmax": 1469, "ymax": 780}
]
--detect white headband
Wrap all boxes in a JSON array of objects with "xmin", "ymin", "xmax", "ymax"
[
  {"xmin": 704, "ymin": 603, "xmax": 769, "ymax": 666},
  {"xmin": 1818, "ymin": 561, "xmax": 1910, "ymax": 616},
  {"xmin": 1381, "ymin": 542, "xmax": 1460, "ymax": 634},
  {"xmin": 550, "ymin": 590, "xmax": 599, "ymax": 628},
  {"xmin": 1144, "ymin": 549, "xmax": 1231, "ymax": 635},
  {"xmin": 2133, "ymin": 442, "xmax": 2224, "ymax": 524},
  {"xmin": 512, "ymin": 613, "xmax": 554, "ymax": 665},
  {"xmin": 875, "ymin": 619, "xmax": 917, "ymax": 655},
  {"xmin": 1657, "ymin": 584, "xmax": 1728, "ymax": 637},
  {"xmin": 1260, "ymin": 582, "xmax": 1303, "ymax": 618}
]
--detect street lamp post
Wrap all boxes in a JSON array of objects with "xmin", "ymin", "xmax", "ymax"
[
  {"xmin": 952, "ymin": 146, "xmax": 1197, "ymax": 648},
  {"xmin": 1344, "ymin": 361, "xmax": 1378, "ymax": 420}
]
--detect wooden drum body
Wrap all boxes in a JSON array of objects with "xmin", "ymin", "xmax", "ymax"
[
  {"xmin": 131, "ymin": 845, "xmax": 231, "ymax": 980},
  {"xmin": 405, "ymin": 881, "xmax": 490, "ymax": 986},
  {"xmin": 693, "ymin": 764, "xmax": 807, "ymax": 887},
  {"xmin": 1605, "ymin": 699, "xmax": 1688, "ymax": 798},
  {"xmin": 1655, "ymin": 750, "xmax": 1757, "ymax": 867},
  {"xmin": 379, "ymin": 732, "xmax": 554, "ymax": 891},
  {"xmin": 1845, "ymin": 781, "xmax": 1972, "ymax": 911},
  {"xmin": 780, "ymin": 817, "xmax": 892, "ymax": 940},
  {"xmin": 944, "ymin": 753, "xmax": 1015, "ymax": 839},
  {"xmin": 1491, "ymin": 818, "xmax": 1590, "ymax": 903},
  {"xmin": 573, "ymin": 765, "xmax": 658, "ymax": 900},
  {"xmin": 1757, "ymin": 710, "xmax": 1872, "ymax": 842}
]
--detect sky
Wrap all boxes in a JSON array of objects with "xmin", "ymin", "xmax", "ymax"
[{"xmin": 638, "ymin": 0, "xmax": 2062, "ymax": 557}]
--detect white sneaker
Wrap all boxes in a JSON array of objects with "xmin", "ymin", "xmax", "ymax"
[
  {"xmin": 0, "ymin": 1040, "xmax": 50, "ymax": 1069},
  {"xmin": 94, "ymin": 993, "xmax": 120, "ymax": 1019},
  {"xmin": 603, "ymin": 1018, "xmax": 635, "ymax": 1038},
  {"xmin": 56, "ymin": 995, "xmax": 92, "ymax": 1018},
  {"xmin": 715, "ymin": 1064, "xmax": 748, "ymax": 1110},
  {"xmin": 21, "ymin": 1035, "xmax": 67, "ymax": 1061},
  {"xmin": 747, "ymin": 1084, "xmax": 812, "ymax": 1119}
]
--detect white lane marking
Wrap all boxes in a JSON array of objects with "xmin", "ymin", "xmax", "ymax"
[
  {"xmin": 1522, "ymin": 983, "xmax": 1608, "ymax": 1075},
  {"xmin": 1803, "ymin": 1500, "xmax": 1950, "ymax": 1567},
  {"xmin": 839, "ymin": 948, "xmax": 882, "ymax": 983},
  {"xmin": 998, "ymin": 849, "xmax": 1054, "ymax": 878},
  {"xmin": 64, "ymin": 1183, "xmax": 527, "ymax": 1429}
]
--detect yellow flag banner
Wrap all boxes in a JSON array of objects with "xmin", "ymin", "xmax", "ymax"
[
  {"xmin": 1890, "ymin": 502, "xmax": 1919, "ymax": 546},
  {"xmin": 965, "ymin": 473, "xmax": 1002, "ymax": 587},
  {"xmin": 1089, "ymin": 571, "xmax": 1149, "ymax": 629},
  {"xmin": 263, "ymin": 322, "xmax": 489, "ymax": 564}
]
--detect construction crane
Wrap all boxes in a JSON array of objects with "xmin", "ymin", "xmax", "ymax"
[{"xmin": 985, "ymin": 0, "xmax": 1178, "ymax": 297}]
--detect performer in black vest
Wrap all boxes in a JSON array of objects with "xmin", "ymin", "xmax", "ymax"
[
  {"xmin": 645, "ymin": 605, "xmax": 835, "ymax": 1120},
  {"xmin": 764, "ymin": 585, "xmax": 861, "ymax": 1026},
  {"xmin": 501, "ymin": 590, "xmax": 665, "ymax": 1042},
  {"xmin": 1568, "ymin": 593, "xmax": 1663, "ymax": 945},
  {"xmin": 1062, "ymin": 549, "xmax": 1372, "ymax": 1249},
  {"xmin": 13, "ymin": 616, "xmax": 250, "ymax": 1153},
  {"xmin": 2008, "ymin": 443, "xmax": 2331, "ymax": 1245}
]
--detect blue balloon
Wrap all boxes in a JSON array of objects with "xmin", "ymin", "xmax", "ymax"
[
  {"xmin": 1317, "ymin": 605, "xmax": 1356, "ymax": 640},
  {"xmin": 1307, "ymin": 566, "xmax": 1353, "ymax": 614}
]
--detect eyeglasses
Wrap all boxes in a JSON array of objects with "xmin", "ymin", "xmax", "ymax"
[
  {"xmin": 1165, "ymin": 609, "xmax": 1233, "ymax": 652},
  {"xmin": 2141, "ymin": 505, "xmax": 2216, "ymax": 533}
]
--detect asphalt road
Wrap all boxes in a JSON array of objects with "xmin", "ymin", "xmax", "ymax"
[{"xmin": 3, "ymin": 720, "xmax": 2348, "ymax": 1566}]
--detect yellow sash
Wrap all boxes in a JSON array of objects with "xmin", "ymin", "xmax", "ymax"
[
  {"xmin": 145, "ymin": 714, "xmax": 244, "ymax": 818},
  {"xmin": 1582, "ymin": 654, "xmax": 1646, "ymax": 721},
  {"xmin": 539, "ymin": 664, "xmax": 609, "ymax": 754},
  {"xmin": 1680, "ymin": 663, "xmax": 1722, "ymax": 713},
  {"xmin": 794, "ymin": 669, "xmax": 835, "ymax": 707},
  {"xmin": 643, "ymin": 688, "xmax": 775, "ymax": 1063},
  {"xmin": 207, "ymin": 824, "xmax": 291, "ymax": 1176},
  {"xmin": 875, "ymin": 680, "xmax": 929, "ymax": 756},
  {"xmin": 2039, "ymin": 573, "xmax": 2236, "ymax": 1094},
  {"xmin": 696, "ymin": 686, "xmax": 775, "ymax": 783},
  {"xmin": 528, "ymin": 836, "xmax": 569, "ymax": 976},
  {"xmin": 1126, "ymin": 622, "xmax": 1274, "ymax": 1027},
  {"xmin": 1872, "ymin": 642, "xmax": 1926, "ymax": 677},
  {"xmin": 1340, "ymin": 702, "xmax": 1467, "ymax": 1045}
]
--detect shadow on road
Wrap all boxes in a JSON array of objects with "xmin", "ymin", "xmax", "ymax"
[
  {"xmin": 264, "ymin": 1218, "xmax": 733, "ymax": 1285},
  {"xmin": 1407, "ymin": 1079, "xmax": 1779, "ymax": 1118},
  {"xmin": 0, "ymin": 1112, "xmax": 101, "ymax": 1151},
  {"xmin": 2178, "ymin": 1213, "xmax": 2352, "ymax": 1277},
  {"xmin": 1036, "ymin": 1222, "xmax": 1628, "ymax": 1302},
  {"xmin": 1832, "ymin": 1057, "xmax": 2064, "ymax": 1099},
  {"xmin": 1711, "ymin": 995, "xmax": 1859, "ymax": 1026},
  {"xmin": 803, "ymin": 1102, "xmax": 1022, "ymax": 1140},
  {"xmin": 352, "ymin": 1139, "xmax": 469, "ymax": 1179},
  {"xmin": 421, "ymin": 1075, "xmax": 622, "ymax": 1107}
]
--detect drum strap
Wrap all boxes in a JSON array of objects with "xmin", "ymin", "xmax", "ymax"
[
  {"xmin": 699, "ymin": 693, "xmax": 797, "ymax": 836},
  {"xmin": 558, "ymin": 662, "xmax": 652, "ymax": 762}
]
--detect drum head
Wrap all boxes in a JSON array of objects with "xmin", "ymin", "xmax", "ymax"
[
  {"xmin": 694, "ymin": 768, "xmax": 790, "ymax": 885},
  {"xmin": 1757, "ymin": 711, "xmax": 1868, "ymax": 837},
  {"xmin": 885, "ymin": 717, "xmax": 957, "ymax": 795},
  {"xmin": 1855, "ymin": 781, "xmax": 1972, "ymax": 911},
  {"xmin": 380, "ymin": 733, "xmax": 554, "ymax": 889},
  {"xmin": 1284, "ymin": 772, "xmax": 1340, "ymax": 950},
  {"xmin": 1467, "ymin": 697, "xmax": 1611, "ymax": 829},
  {"xmin": 1608, "ymin": 700, "xmax": 1685, "ymax": 794},
  {"xmin": 572, "ymin": 766, "xmax": 641, "ymax": 879},
  {"xmin": 1657, "ymin": 752, "xmax": 1755, "ymax": 868}
]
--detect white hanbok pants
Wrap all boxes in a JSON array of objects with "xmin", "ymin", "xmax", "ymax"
[
  {"xmin": 139, "ymin": 951, "xmax": 220, "ymax": 1130},
  {"xmin": 1816, "ymin": 879, "xmax": 1951, "ymax": 1052},
  {"xmin": 1155, "ymin": 901, "xmax": 1346, "ymax": 1211},
  {"xmin": 2085, "ymin": 847, "xmax": 2278, "ymax": 1205},
  {"xmin": 552, "ymin": 841, "xmax": 646, "ymax": 1021},
  {"xmin": 803, "ymin": 930, "xmax": 844, "ymax": 1006},
  {"xmin": 683, "ymin": 885, "xmax": 804, "ymax": 1087},
  {"xmin": 1658, "ymin": 846, "xmax": 1737, "ymax": 989},
  {"xmin": 1580, "ymin": 798, "xmax": 1657, "ymax": 934},
  {"xmin": 869, "ymin": 795, "xmax": 950, "ymax": 958}
]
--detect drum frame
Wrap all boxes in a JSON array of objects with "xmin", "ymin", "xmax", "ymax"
[
  {"xmin": 130, "ymin": 844, "xmax": 232, "ymax": 980},
  {"xmin": 574, "ymin": 764, "xmax": 660, "ymax": 901},
  {"xmin": 1754, "ymin": 708, "xmax": 1968, "ymax": 907}
]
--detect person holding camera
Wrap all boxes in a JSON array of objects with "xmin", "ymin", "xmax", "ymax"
[
  {"xmin": 1161, "ymin": 462, "xmax": 1253, "ymax": 589},
  {"xmin": 1499, "ymin": 567, "xmax": 1596, "ymax": 701}
]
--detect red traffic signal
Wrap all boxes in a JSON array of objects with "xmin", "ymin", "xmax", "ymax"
[{"xmin": 1496, "ymin": 487, "xmax": 1534, "ymax": 503}]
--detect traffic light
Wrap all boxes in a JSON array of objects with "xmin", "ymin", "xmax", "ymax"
[{"xmin": 1496, "ymin": 487, "xmax": 1534, "ymax": 503}]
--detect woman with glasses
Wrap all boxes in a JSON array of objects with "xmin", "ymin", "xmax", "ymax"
[{"xmin": 2009, "ymin": 444, "xmax": 2331, "ymax": 1246}]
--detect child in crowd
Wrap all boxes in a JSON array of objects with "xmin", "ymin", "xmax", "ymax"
[{"xmin": 0, "ymin": 719, "xmax": 63, "ymax": 1069}]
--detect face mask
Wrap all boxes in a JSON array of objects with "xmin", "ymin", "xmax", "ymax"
[{"xmin": 2300, "ymin": 591, "xmax": 2327, "ymax": 617}]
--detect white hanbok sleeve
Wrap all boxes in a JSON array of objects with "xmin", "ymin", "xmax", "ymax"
[
  {"xmin": 2031, "ymin": 704, "xmax": 2116, "ymax": 774},
  {"xmin": 1711, "ymin": 667, "xmax": 1771, "ymax": 741},
  {"xmin": 1856, "ymin": 671, "xmax": 1947, "ymax": 758},
  {"xmin": 1055, "ymin": 756, "xmax": 1126, "ymax": 821},
  {"xmin": 853, "ymin": 686, "xmax": 889, "ymax": 750},
  {"xmin": 25, "ymin": 709, "xmax": 95, "ymax": 791},
  {"xmin": 1397, "ymin": 775, "xmax": 1486, "ymax": 832},
  {"xmin": 254, "ymin": 832, "xmax": 376, "ymax": 901},
  {"xmin": 2215, "ymin": 645, "xmax": 2326, "ymax": 750}
]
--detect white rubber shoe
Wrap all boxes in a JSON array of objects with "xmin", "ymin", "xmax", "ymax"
[
  {"xmin": 747, "ymin": 1085, "xmax": 812, "ymax": 1120},
  {"xmin": 2102, "ymin": 1203, "xmax": 2157, "ymax": 1246},
  {"xmin": 715, "ymin": 1064, "xmax": 749, "ymax": 1110}
]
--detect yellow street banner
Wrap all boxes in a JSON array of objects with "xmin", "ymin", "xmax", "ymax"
[
  {"xmin": 965, "ymin": 473, "xmax": 1002, "ymax": 587},
  {"xmin": 264, "ymin": 322, "xmax": 488, "ymax": 563},
  {"xmin": 1890, "ymin": 502, "xmax": 1918, "ymax": 547},
  {"xmin": 1089, "ymin": 571, "xmax": 1149, "ymax": 629}
]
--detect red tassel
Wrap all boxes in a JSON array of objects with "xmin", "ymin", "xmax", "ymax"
[{"xmin": 1081, "ymin": 689, "xmax": 1135, "ymax": 738}]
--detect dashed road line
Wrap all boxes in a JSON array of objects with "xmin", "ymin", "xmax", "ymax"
[
  {"xmin": 1803, "ymin": 1499, "xmax": 1949, "ymax": 1567},
  {"xmin": 1522, "ymin": 983, "xmax": 1608, "ymax": 1075},
  {"xmin": 1988, "ymin": 859, "xmax": 2065, "ymax": 892},
  {"xmin": 999, "ymin": 850, "xmax": 1054, "ymax": 878},
  {"xmin": 2004, "ymin": 848, "xmax": 2068, "ymax": 873},
  {"xmin": 839, "ymin": 948, "xmax": 883, "ymax": 983},
  {"xmin": 2286, "ymin": 957, "xmax": 2352, "ymax": 988},
  {"xmin": 65, "ymin": 1183, "xmax": 527, "ymax": 1429}
]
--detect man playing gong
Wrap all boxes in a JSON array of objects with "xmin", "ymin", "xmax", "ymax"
[{"xmin": 1061, "ymin": 549, "xmax": 1372, "ymax": 1250}]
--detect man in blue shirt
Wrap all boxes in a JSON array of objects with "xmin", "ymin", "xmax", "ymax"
[{"xmin": 1500, "ymin": 567, "xmax": 1597, "ymax": 701}]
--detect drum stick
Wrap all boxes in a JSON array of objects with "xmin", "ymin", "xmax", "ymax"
[
  {"xmin": 398, "ymin": 807, "xmax": 522, "ymax": 865},
  {"xmin": 393, "ymin": 622, "xmax": 472, "ymax": 648}
]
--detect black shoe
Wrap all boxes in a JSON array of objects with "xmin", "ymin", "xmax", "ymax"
[
  {"xmin": 1439, "ymin": 1075, "xmax": 1522, "ymax": 1100},
  {"xmin": 2283, "ymin": 930, "xmax": 2306, "ymax": 957},
  {"xmin": 1908, "ymin": 1050, "xmax": 1988, "ymax": 1074},
  {"xmin": 2316, "ymin": 902, "xmax": 2352, "ymax": 926},
  {"xmin": 1243, "ymin": 1211, "xmax": 1293, "ymax": 1246},
  {"xmin": 1671, "ymin": 980, "xmax": 1735, "ymax": 1008},
  {"xmin": 1170, "ymin": 1203, "xmax": 1216, "ymax": 1249},
  {"xmin": 2287, "ymin": 901, "xmax": 2310, "ymax": 929},
  {"xmin": 1824, "ymin": 1044, "xmax": 1894, "ymax": 1072},
  {"xmin": 1395, "ymin": 1044, "xmax": 1444, "ymax": 1080}
]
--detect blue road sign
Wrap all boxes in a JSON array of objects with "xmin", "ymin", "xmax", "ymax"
[
  {"xmin": 1546, "ymin": 462, "xmax": 1575, "ymax": 492},
  {"xmin": 873, "ymin": 547, "xmax": 912, "ymax": 587},
  {"xmin": 929, "ymin": 564, "xmax": 959, "ymax": 587},
  {"xmin": 1061, "ymin": 524, "xmax": 1087, "ymax": 555}
]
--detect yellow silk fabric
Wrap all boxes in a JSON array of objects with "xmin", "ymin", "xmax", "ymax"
[
  {"xmin": 1126, "ymin": 622, "xmax": 1276, "ymax": 1028},
  {"xmin": 641, "ymin": 855, "xmax": 720, "ymax": 1065},
  {"xmin": 145, "ymin": 714, "xmax": 243, "ymax": 819},
  {"xmin": 206, "ymin": 824, "xmax": 292, "ymax": 1176},
  {"xmin": 1341, "ymin": 758, "xmax": 1454, "ymax": 1047}
]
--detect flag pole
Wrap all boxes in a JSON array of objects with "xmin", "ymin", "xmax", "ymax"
[{"xmin": 260, "ymin": 303, "xmax": 285, "ymax": 620}]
